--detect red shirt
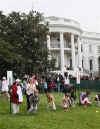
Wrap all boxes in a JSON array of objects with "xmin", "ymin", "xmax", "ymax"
[
  {"xmin": 10, "ymin": 84, "xmax": 19, "ymax": 104},
  {"xmin": 49, "ymin": 82, "xmax": 54, "ymax": 89}
]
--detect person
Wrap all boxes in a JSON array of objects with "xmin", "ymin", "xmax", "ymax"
[
  {"xmin": 63, "ymin": 73, "xmax": 71, "ymax": 93},
  {"xmin": 1, "ymin": 77, "xmax": 9, "ymax": 100},
  {"xmin": 79, "ymin": 90, "xmax": 91, "ymax": 106},
  {"xmin": 43, "ymin": 78, "xmax": 48, "ymax": 93},
  {"xmin": 55, "ymin": 74, "xmax": 60, "ymax": 92},
  {"xmin": 32, "ymin": 74, "xmax": 38, "ymax": 89},
  {"xmin": 44, "ymin": 76, "xmax": 56, "ymax": 111},
  {"xmin": 46, "ymin": 92, "xmax": 56, "ymax": 111},
  {"xmin": 49, "ymin": 80, "xmax": 55, "ymax": 93},
  {"xmin": 0, "ymin": 79, "xmax": 2, "ymax": 91},
  {"xmin": 62, "ymin": 93, "xmax": 69, "ymax": 111},
  {"xmin": 26, "ymin": 78, "xmax": 36, "ymax": 111},
  {"xmin": 22, "ymin": 75, "xmax": 28, "ymax": 95},
  {"xmin": 27, "ymin": 89, "xmax": 40, "ymax": 114},
  {"xmin": 10, "ymin": 79, "xmax": 23, "ymax": 114},
  {"xmin": 94, "ymin": 93, "xmax": 100, "ymax": 107},
  {"xmin": 70, "ymin": 87, "xmax": 76, "ymax": 107},
  {"xmin": 64, "ymin": 76, "xmax": 70, "ymax": 85}
]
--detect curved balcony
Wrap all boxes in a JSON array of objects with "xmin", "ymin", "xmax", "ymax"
[
  {"xmin": 50, "ymin": 41, "xmax": 60, "ymax": 48},
  {"xmin": 50, "ymin": 41, "xmax": 78, "ymax": 52},
  {"xmin": 46, "ymin": 16, "xmax": 81, "ymax": 32},
  {"xmin": 50, "ymin": 41, "xmax": 60, "ymax": 51}
]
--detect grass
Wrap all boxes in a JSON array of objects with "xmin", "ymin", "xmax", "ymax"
[{"xmin": 0, "ymin": 92, "xmax": 100, "ymax": 129}]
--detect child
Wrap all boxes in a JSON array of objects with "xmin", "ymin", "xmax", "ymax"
[
  {"xmin": 27, "ymin": 89, "xmax": 40, "ymax": 114},
  {"xmin": 62, "ymin": 93, "xmax": 69, "ymax": 111},
  {"xmin": 70, "ymin": 87, "xmax": 76, "ymax": 107},
  {"xmin": 63, "ymin": 83, "xmax": 76, "ymax": 108},
  {"xmin": 79, "ymin": 90, "xmax": 91, "ymax": 106},
  {"xmin": 46, "ymin": 93, "xmax": 56, "ymax": 111},
  {"xmin": 94, "ymin": 93, "xmax": 100, "ymax": 107}
]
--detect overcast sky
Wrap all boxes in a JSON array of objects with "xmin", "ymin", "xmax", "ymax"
[{"xmin": 0, "ymin": 0, "xmax": 100, "ymax": 33}]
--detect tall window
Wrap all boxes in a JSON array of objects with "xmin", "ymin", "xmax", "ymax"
[
  {"xmin": 82, "ymin": 59, "xmax": 84, "ymax": 68},
  {"xmin": 90, "ymin": 59, "xmax": 93, "ymax": 71},
  {"xmin": 89, "ymin": 45, "xmax": 92, "ymax": 53},
  {"xmin": 81, "ymin": 44, "xmax": 83, "ymax": 52},
  {"xmin": 70, "ymin": 59, "xmax": 72, "ymax": 70}
]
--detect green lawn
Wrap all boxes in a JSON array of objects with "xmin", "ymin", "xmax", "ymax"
[{"xmin": 0, "ymin": 92, "xmax": 100, "ymax": 129}]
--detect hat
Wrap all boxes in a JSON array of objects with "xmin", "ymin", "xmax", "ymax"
[
  {"xmin": 16, "ymin": 79, "xmax": 21, "ymax": 82},
  {"xmin": 2, "ymin": 77, "xmax": 6, "ymax": 80},
  {"xmin": 24, "ymin": 75, "xmax": 27, "ymax": 78}
]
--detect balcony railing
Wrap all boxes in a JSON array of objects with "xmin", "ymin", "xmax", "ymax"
[
  {"xmin": 64, "ymin": 42, "xmax": 71, "ymax": 48},
  {"xmin": 50, "ymin": 41, "xmax": 72, "ymax": 48},
  {"xmin": 50, "ymin": 42, "xmax": 78, "ymax": 50},
  {"xmin": 50, "ymin": 41, "xmax": 60, "ymax": 48},
  {"xmin": 83, "ymin": 68, "xmax": 90, "ymax": 75}
]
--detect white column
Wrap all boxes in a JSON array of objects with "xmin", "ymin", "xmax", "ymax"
[
  {"xmin": 71, "ymin": 33, "xmax": 75, "ymax": 70},
  {"xmin": 60, "ymin": 32, "xmax": 64, "ymax": 74},
  {"xmin": 78, "ymin": 36, "xmax": 82, "ymax": 70},
  {"xmin": 93, "ymin": 57, "xmax": 98, "ymax": 72},
  {"xmin": 47, "ymin": 35, "xmax": 50, "ymax": 49}
]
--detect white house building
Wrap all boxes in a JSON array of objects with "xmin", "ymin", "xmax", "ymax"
[{"xmin": 45, "ymin": 16, "xmax": 100, "ymax": 77}]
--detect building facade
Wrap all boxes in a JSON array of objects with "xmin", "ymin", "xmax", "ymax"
[{"xmin": 45, "ymin": 16, "xmax": 100, "ymax": 76}]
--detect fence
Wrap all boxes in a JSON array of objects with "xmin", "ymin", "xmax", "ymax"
[{"xmin": 70, "ymin": 80, "xmax": 100, "ymax": 91}]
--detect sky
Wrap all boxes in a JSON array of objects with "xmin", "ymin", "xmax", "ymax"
[{"xmin": 0, "ymin": 0, "xmax": 100, "ymax": 33}]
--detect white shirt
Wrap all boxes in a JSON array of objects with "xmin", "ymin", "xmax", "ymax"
[
  {"xmin": 26, "ymin": 83, "xmax": 36, "ymax": 95},
  {"xmin": 2, "ymin": 80, "xmax": 9, "ymax": 92},
  {"xmin": 64, "ymin": 78, "xmax": 70, "ymax": 85},
  {"xmin": 17, "ymin": 85, "xmax": 23, "ymax": 102}
]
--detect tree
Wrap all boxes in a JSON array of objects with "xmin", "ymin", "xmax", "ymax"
[
  {"xmin": 0, "ymin": 10, "xmax": 56, "ymax": 76},
  {"xmin": 0, "ymin": 11, "xmax": 23, "ymax": 76}
]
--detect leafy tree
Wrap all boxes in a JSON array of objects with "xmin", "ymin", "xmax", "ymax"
[{"xmin": 0, "ymin": 10, "xmax": 56, "ymax": 76}]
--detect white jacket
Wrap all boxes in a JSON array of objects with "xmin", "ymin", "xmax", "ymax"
[{"xmin": 17, "ymin": 85, "xmax": 23, "ymax": 102}]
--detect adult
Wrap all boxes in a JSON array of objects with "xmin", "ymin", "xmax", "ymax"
[
  {"xmin": 26, "ymin": 78, "xmax": 37, "ymax": 111},
  {"xmin": 55, "ymin": 73, "xmax": 60, "ymax": 92},
  {"xmin": 22, "ymin": 75, "xmax": 28, "ymax": 95},
  {"xmin": 1, "ymin": 77, "xmax": 9, "ymax": 100},
  {"xmin": 10, "ymin": 79, "xmax": 23, "ymax": 114},
  {"xmin": 0, "ymin": 79, "xmax": 2, "ymax": 91}
]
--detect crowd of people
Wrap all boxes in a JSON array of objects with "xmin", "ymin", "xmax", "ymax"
[{"xmin": 0, "ymin": 72, "xmax": 100, "ymax": 114}]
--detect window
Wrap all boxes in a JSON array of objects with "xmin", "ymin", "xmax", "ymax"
[
  {"xmin": 89, "ymin": 45, "xmax": 92, "ymax": 53},
  {"xmin": 81, "ymin": 44, "xmax": 83, "ymax": 52},
  {"xmin": 90, "ymin": 59, "xmax": 93, "ymax": 71},
  {"xmin": 82, "ymin": 60, "xmax": 83, "ymax": 68},
  {"xmin": 70, "ymin": 59, "xmax": 72, "ymax": 70}
]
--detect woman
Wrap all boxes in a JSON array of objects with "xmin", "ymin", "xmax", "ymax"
[
  {"xmin": 26, "ymin": 78, "xmax": 36, "ymax": 110},
  {"xmin": 10, "ymin": 79, "xmax": 23, "ymax": 114}
]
